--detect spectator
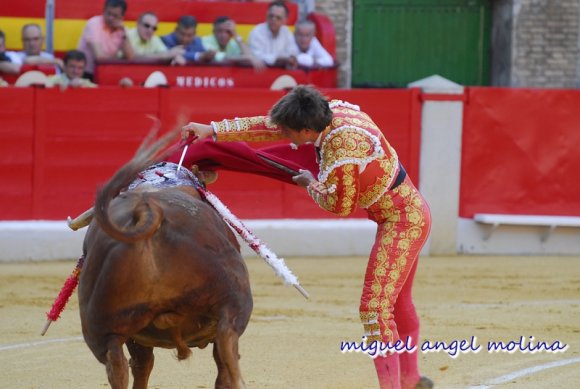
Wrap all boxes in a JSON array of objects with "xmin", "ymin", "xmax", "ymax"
[
  {"xmin": 127, "ymin": 12, "xmax": 185, "ymax": 63},
  {"xmin": 292, "ymin": 0, "xmax": 315, "ymax": 22},
  {"xmin": 77, "ymin": 0, "xmax": 135, "ymax": 80},
  {"xmin": 161, "ymin": 16, "xmax": 215, "ymax": 64},
  {"xmin": 201, "ymin": 16, "xmax": 264, "ymax": 70},
  {"xmin": 248, "ymin": 0, "xmax": 298, "ymax": 68},
  {"xmin": 10, "ymin": 24, "xmax": 64, "ymax": 71},
  {"xmin": 293, "ymin": 20, "xmax": 333, "ymax": 68},
  {"xmin": 0, "ymin": 30, "xmax": 21, "ymax": 75},
  {"xmin": 46, "ymin": 50, "xmax": 96, "ymax": 88}
]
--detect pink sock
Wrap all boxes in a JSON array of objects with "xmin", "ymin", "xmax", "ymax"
[
  {"xmin": 373, "ymin": 354, "xmax": 401, "ymax": 389},
  {"xmin": 394, "ymin": 261, "xmax": 421, "ymax": 389}
]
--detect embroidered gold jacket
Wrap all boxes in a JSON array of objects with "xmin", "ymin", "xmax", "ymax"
[{"xmin": 211, "ymin": 100, "xmax": 400, "ymax": 217}]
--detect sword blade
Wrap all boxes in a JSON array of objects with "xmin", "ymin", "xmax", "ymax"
[{"xmin": 257, "ymin": 154, "xmax": 300, "ymax": 176}]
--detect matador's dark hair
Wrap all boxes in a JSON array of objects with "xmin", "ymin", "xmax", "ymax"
[{"xmin": 269, "ymin": 85, "xmax": 332, "ymax": 133}]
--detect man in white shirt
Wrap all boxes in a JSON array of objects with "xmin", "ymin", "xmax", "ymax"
[
  {"xmin": 293, "ymin": 20, "xmax": 334, "ymax": 68},
  {"xmin": 248, "ymin": 0, "xmax": 298, "ymax": 69},
  {"xmin": 11, "ymin": 24, "xmax": 63, "ymax": 71}
]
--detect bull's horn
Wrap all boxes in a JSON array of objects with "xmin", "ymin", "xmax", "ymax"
[{"xmin": 67, "ymin": 207, "xmax": 95, "ymax": 231}]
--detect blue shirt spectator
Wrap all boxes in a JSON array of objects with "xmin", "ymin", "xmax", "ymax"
[
  {"xmin": 0, "ymin": 29, "xmax": 20, "ymax": 74},
  {"xmin": 161, "ymin": 15, "xmax": 215, "ymax": 63}
]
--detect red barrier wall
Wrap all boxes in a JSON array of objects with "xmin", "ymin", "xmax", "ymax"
[
  {"xmin": 0, "ymin": 87, "xmax": 421, "ymax": 221},
  {"xmin": 0, "ymin": 88, "xmax": 35, "ymax": 219},
  {"xmin": 460, "ymin": 88, "xmax": 580, "ymax": 218},
  {"xmin": 6, "ymin": 87, "xmax": 577, "ymax": 222},
  {"xmin": 32, "ymin": 87, "xmax": 162, "ymax": 219}
]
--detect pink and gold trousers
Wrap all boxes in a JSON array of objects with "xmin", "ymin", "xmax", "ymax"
[{"xmin": 360, "ymin": 176, "xmax": 431, "ymax": 347}]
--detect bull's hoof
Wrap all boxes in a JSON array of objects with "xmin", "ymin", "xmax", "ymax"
[{"xmin": 416, "ymin": 376, "xmax": 434, "ymax": 389}]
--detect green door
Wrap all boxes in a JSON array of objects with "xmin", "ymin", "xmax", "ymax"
[{"xmin": 352, "ymin": 0, "xmax": 491, "ymax": 87}]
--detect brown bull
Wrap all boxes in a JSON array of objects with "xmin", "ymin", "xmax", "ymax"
[{"xmin": 79, "ymin": 132, "xmax": 252, "ymax": 389}]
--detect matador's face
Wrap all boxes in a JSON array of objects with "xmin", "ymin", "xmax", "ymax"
[{"xmin": 281, "ymin": 127, "xmax": 318, "ymax": 146}]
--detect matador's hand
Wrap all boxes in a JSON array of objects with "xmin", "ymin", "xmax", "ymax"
[
  {"xmin": 181, "ymin": 122, "xmax": 214, "ymax": 141},
  {"xmin": 292, "ymin": 169, "xmax": 316, "ymax": 188}
]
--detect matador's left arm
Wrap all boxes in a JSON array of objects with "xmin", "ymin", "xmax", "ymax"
[{"xmin": 211, "ymin": 116, "xmax": 285, "ymax": 142}]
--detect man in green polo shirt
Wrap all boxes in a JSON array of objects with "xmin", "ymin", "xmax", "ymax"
[{"xmin": 201, "ymin": 16, "xmax": 264, "ymax": 70}]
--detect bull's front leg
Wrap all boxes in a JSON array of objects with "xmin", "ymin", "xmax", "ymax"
[
  {"xmin": 126, "ymin": 339, "xmax": 154, "ymax": 389},
  {"xmin": 105, "ymin": 336, "xmax": 130, "ymax": 389}
]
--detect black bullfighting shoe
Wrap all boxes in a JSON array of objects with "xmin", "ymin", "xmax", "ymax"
[{"xmin": 416, "ymin": 376, "xmax": 434, "ymax": 389}]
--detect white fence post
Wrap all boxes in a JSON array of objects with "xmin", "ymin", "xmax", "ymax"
[{"xmin": 408, "ymin": 75, "xmax": 465, "ymax": 255}]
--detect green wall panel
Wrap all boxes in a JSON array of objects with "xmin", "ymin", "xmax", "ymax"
[{"xmin": 352, "ymin": 0, "xmax": 491, "ymax": 87}]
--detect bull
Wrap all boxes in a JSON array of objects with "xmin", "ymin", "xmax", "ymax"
[{"xmin": 78, "ymin": 130, "xmax": 252, "ymax": 389}]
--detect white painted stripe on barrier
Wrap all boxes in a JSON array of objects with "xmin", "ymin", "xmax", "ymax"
[
  {"xmin": 457, "ymin": 217, "xmax": 580, "ymax": 255},
  {"xmin": 468, "ymin": 357, "xmax": 580, "ymax": 388},
  {"xmin": 0, "ymin": 336, "xmax": 84, "ymax": 352},
  {"xmin": 0, "ymin": 219, "xmax": 378, "ymax": 260}
]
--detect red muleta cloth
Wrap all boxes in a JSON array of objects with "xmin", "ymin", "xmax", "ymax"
[{"xmin": 166, "ymin": 138, "xmax": 320, "ymax": 185}]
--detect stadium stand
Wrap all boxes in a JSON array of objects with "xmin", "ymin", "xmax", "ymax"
[{"xmin": 0, "ymin": 0, "xmax": 337, "ymax": 87}]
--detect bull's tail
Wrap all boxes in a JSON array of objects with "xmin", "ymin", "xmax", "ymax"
[{"xmin": 94, "ymin": 125, "xmax": 181, "ymax": 244}]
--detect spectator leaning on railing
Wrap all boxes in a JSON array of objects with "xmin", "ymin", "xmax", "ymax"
[
  {"xmin": 46, "ymin": 50, "xmax": 97, "ymax": 88},
  {"xmin": 10, "ymin": 24, "xmax": 64, "ymax": 72},
  {"xmin": 248, "ymin": 0, "xmax": 298, "ymax": 69},
  {"xmin": 0, "ymin": 30, "xmax": 21, "ymax": 75},
  {"xmin": 0, "ymin": 30, "xmax": 11, "ymax": 86},
  {"xmin": 293, "ymin": 19, "xmax": 333, "ymax": 68},
  {"xmin": 77, "ymin": 0, "xmax": 135, "ymax": 80},
  {"xmin": 127, "ymin": 12, "xmax": 185, "ymax": 64},
  {"xmin": 201, "ymin": 16, "xmax": 265, "ymax": 71},
  {"xmin": 161, "ymin": 15, "xmax": 215, "ymax": 64}
]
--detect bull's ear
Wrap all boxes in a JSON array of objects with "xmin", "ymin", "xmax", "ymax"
[{"xmin": 201, "ymin": 171, "xmax": 218, "ymax": 185}]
